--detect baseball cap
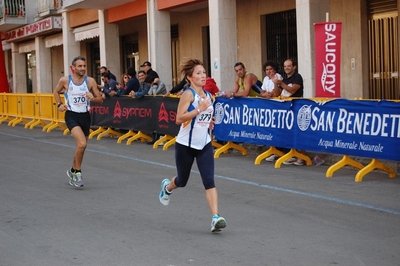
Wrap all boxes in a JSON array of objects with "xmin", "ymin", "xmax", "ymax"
[{"xmin": 140, "ymin": 61, "xmax": 151, "ymax": 67}]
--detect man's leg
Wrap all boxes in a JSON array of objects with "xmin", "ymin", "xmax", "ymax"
[{"xmin": 70, "ymin": 126, "xmax": 88, "ymax": 171}]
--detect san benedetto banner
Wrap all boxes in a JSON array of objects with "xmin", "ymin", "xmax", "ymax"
[
  {"xmin": 314, "ymin": 22, "xmax": 342, "ymax": 97},
  {"xmin": 213, "ymin": 97, "xmax": 400, "ymax": 161}
]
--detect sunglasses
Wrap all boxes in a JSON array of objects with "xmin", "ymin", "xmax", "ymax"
[{"xmin": 124, "ymin": 76, "xmax": 129, "ymax": 79}]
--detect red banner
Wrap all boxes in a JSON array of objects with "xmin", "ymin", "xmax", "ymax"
[{"xmin": 314, "ymin": 22, "xmax": 342, "ymax": 97}]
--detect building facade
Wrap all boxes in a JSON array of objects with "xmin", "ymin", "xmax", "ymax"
[{"xmin": 1, "ymin": 0, "xmax": 399, "ymax": 99}]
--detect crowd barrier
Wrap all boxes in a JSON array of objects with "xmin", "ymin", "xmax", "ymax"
[{"xmin": 1, "ymin": 93, "xmax": 398, "ymax": 182}]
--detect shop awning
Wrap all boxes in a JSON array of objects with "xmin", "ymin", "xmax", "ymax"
[
  {"xmin": 45, "ymin": 33, "xmax": 63, "ymax": 48},
  {"xmin": 2, "ymin": 41, "xmax": 11, "ymax": 51},
  {"xmin": 73, "ymin": 22, "xmax": 100, "ymax": 41},
  {"xmin": 19, "ymin": 41, "xmax": 36, "ymax": 53}
]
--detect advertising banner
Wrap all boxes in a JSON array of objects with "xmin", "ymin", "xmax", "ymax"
[
  {"xmin": 90, "ymin": 96, "xmax": 180, "ymax": 136},
  {"xmin": 314, "ymin": 22, "xmax": 342, "ymax": 97},
  {"xmin": 214, "ymin": 97, "xmax": 400, "ymax": 161}
]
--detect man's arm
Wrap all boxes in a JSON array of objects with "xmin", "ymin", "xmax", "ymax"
[
  {"xmin": 53, "ymin": 76, "xmax": 68, "ymax": 111},
  {"xmin": 87, "ymin": 77, "xmax": 103, "ymax": 104},
  {"xmin": 276, "ymin": 75, "xmax": 302, "ymax": 96},
  {"xmin": 233, "ymin": 74, "xmax": 254, "ymax": 97},
  {"xmin": 224, "ymin": 77, "xmax": 240, "ymax": 98},
  {"xmin": 134, "ymin": 83, "xmax": 150, "ymax": 98},
  {"xmin": 151, "ymin": 81, "xmax": 167, "ymax": 95},
  {"xmin": 168, "ymin": 78, "xmax": 187, "ymax": 95}
]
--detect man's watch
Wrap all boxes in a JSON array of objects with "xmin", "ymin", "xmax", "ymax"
[{"xmin": 57, "ymin": 102, "xmax": 62, "ymax": 107}]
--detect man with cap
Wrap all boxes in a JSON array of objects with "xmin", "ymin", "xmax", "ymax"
[{"xmin": 140, "ymin": 61, "xmax": 159, "ymax": 86}]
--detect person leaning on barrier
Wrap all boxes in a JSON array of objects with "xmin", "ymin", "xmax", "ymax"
[
  {"xmin": 53, "ymin": 56, "xmax": 103, "ymax": 188},
  {"xmin": 274, "ymin": 58, "xmax": 303, "ymax": 98},
  {"xmin": 164, "ymin": 77, "xmax": 188, "ymax": 97},
  {"xmin": 100, "ymin": 72, "xmax": 119, "ymax": 99},
  {"xmin": 146, "ymin": 72, "xmax": 167, "ymax": 96},
  {"xmin": 260, "ymin": 61, "xmax": 282, "ymax": 99},
  {"xmin": 119, "ymin": 67, "xmax": 140, "ymax": 96},
  {"xmin": 99, "ymin": 66, "xmax": 117, "ymax": 82},
  {"xmin": 223, "ymin": 62, "xmax": 263, "ymax": 98},
  {"xmin": 129, "ymin": 70, "xmax": 150, "ymax": 99}
]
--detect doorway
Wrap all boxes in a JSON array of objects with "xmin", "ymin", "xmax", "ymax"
[{"xmin": 367, "ymin": 0, "xmax": 399, "ymax": 99}]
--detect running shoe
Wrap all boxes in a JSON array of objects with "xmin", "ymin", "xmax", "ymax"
[
  {"xmin": 265, "ymin": 154, "xmax": 279, "ymax": 162},
  {"xmin": 211, "ymin": 215, "xmax": 227, "ymax": 233},
  {"xmin": 159, "ymin": 179, "xmax": 171, "ymax": 206},
  {"xmin": 282, "ymin": 157, "xmax": 297, "ymax": 165},
  {"xmin": 293, "ymin": 158, "xmax": 306, "ymax": 166},
  {"xmin": 67, "ymin": 169, "xmax": 76, "ymax": 186},
  {"xmin": 74, "ymin": 172, "xmax": 84, "ymax": 187}
]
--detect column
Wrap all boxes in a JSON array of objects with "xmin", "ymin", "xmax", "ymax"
[
  {"xmin": 35, "ymin": 36, "xmax": 52, "ymax": 93},
  {"xmin": 11, "ymin": 43, "xmax": 26, "ymax": 93},
  {"xmin": 62, "ymin": 11, "xmax": 80, "ymax": 76},
  {"xmin": 99, "ymin": 10, "xmax": 121, "ymax": 80},
  {"xmin": 208, "ymin": 0, "xmax": 237, "ymax": 91},
  {"xmin": 296, "ymin": 0, "xmax": 330, "ymax": 97},
  {"xmin": 147, "ymin": 0, "xmax": 172, "ymax": 90}
]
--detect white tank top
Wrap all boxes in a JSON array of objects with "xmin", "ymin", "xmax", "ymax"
[
  {"xmin": 176, "ymin": 88, "xmax": 214, "ymax": 150},
  {"xmin": 65, "ymin": 75, "xmax": 90, "ymax": 113}
]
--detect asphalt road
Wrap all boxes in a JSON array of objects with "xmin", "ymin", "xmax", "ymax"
[{"xmin": 1, "ymin": 123, "xmax": 399, "ymax": 266}]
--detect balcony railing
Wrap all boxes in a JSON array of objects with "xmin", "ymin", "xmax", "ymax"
[
  {"xmin": 37, "ymin": 0, "xmax": 61, "ymax": 14},
  {"xmin": 0, "ymin": 0, "xmax": 25, "ymax": 20}
]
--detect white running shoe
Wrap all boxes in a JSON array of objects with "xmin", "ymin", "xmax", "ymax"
[
  {"xmin": 265, "ymin": 154, "xmax": 279, "ymax": 162},
  {"xmin": 293, "ymin": 158, "xmax": 306, "ymax": 166},
  {"xmin": 282, "ymin": 157, "xmax": 297, "ymax": 165},
  {"xmin": 159, "ymin": 179, "xmax": 171, "ymax": 206},
  {"xmin": 211, "ymin": 215, "xmax": 227, "ymax": 233}
]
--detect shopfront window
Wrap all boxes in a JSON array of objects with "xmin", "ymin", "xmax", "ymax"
[{"xmin": 27, "ymin": 53, "xmax": 35, "ymax": 93}]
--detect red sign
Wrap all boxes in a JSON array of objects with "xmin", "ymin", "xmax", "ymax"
[
  {"xmin": 5, "ymin": 16, "xmax": 62, "ymax": 42},
  {"xmin": 314, "ymin": 22, "xmax": 342, "ymax": 97}
]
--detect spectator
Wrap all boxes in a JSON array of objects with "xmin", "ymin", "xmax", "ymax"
[
  {"xmin": 129, "ymin": 70, "xmax": 150, "ymax": 99},
  {"xmin": 158, "ymin": 58, "xmax": 226, "ymax": 233},
  {"xmin": 165, "ymin": 77, "xmax": 187, "ymax": 97},
  {"xmin": 120, "ymin": 67, "xmax": 140, "ymax": 95},
  {"xmin": 274, "ymin": 58, "xmax": 304, "ymax": 98},
  {"xmin": 140, "ymin": 61, "xmax": 159, "ymax": 85},
  {"xmin": 147, "ymin": 75, "xmax": 167, "ymax": 96},
  {"xmin": 224, "ymin": 62, "xmax": 262, "ymax": 98},
  {"xmin": 100, "ymin": 72, "xmax": 118, "ymax": 99},
  {"xmin": 260, "ymin": 61, "xmax": 282, "ymax": 99},
  {"xmin": 99, "ymin": 66, "xmax": 117, "ymax": 82},
  {"xmin": 117, "ymin": 73, "xmax": 129, "ymax": 90}
]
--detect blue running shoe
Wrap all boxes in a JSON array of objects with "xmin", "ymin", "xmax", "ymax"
[
  {"xmin": 159, "ymin": 179, "xmax": 171, "ymax": 205},
  {"xmin": 211, "ymin": 215, "xmax": 226, "ymax": 233}
]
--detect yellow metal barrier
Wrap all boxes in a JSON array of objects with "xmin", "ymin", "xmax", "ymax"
[
  {"xmin": 9, "ymin": 93, "xmax": 36, "ymax": 127},
  {"xmin": 28, "ymin": 94, "xmax": 55, "ymax": 130},
  {"xmin": 5, "ymin": 93, "xmax": 20, "ymax": 126},
  {"xmin": 0, "ymin": 93, "xmax": 6, "ymax": 123},
  {"xmin": 44, "ymin": 95, "xmax": 67, "ymax": 133}
]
